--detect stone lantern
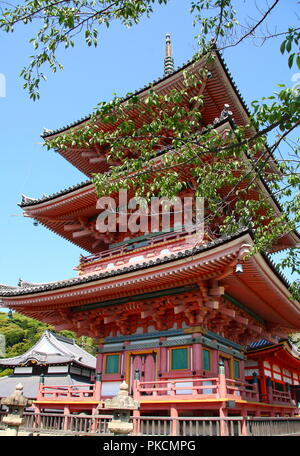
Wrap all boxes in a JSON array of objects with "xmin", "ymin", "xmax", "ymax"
[
  {"xmin": 103, "ymin": 381, "xmax": 139, "ymax": 436},
  {"xmin": 1, "ymin": 383, "xmax": 32, "ymax": 436}
]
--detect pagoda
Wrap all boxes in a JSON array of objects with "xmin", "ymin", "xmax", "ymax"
[{"xmin": 1, "ymin": 36, "xmax": 300, "ymax": 422}]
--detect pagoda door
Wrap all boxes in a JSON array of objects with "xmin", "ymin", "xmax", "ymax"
[
  {"xmin": 220, "ymin": 356, "xmax": 231, "ymax": 378},
  {"xmin": 129, "ymin": 351, "xmax": 157, "ymax": 394}
]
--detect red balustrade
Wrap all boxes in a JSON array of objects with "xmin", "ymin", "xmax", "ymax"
[{"xmin": 37, "ymin": 384, "xmax": 96, "ymax": 401}]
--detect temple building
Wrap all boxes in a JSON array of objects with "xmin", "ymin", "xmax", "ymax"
[
  {"xmin": 0, "ymin": 36, "xmax": 300, "ymax": 420},
  {"xmin": 0, "ymin": 330, "xmax": 96, "ymax": 411}
]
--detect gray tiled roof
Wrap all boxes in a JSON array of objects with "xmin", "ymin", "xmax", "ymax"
[
  {"xmin": 0, "ymin": 331, "xmax": 96, "ymax": 369},
  {"xmin": 0, "ymin": 374, "xmax": 93, "ymax": 399}
]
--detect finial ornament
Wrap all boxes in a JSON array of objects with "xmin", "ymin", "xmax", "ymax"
[{"xmin": 164, "ymin": 33, "xmax": 174, "ymax": 76}]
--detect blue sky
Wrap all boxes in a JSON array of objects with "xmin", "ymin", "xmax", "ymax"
[{"xmin": 0, "ymin": 0, "xmax": 299, "ymax": 310}]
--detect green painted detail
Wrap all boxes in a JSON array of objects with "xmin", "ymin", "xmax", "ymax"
[
  {"xmin": 171, "ymin": 347, "xmax": 188, "ymax": 370},
  {"xmin": 224, "ymin": 293, "xmax": 265, "ymax": 324},
  {"xmin": 105, "ymin": 354, "xmax": 119, "ymax": 374},
  {"xmin": 234, "ymin": 359, "xmax": 240, "ymax": 378},
  {"xmin": 203, "ymin": 349, "xmax": 211, "ymax": 371}
]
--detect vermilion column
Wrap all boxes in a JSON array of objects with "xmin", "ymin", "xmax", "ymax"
[
  {"xmin": 96, "ymin": 349, "xmax": 103, "ymax": 374},
  {"xmin": 192, "ymin": 333, "xmax": 202, "ymax": 372}
]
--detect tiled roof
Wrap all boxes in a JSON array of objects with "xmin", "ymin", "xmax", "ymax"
[
  {"xmin": 0, "ymin": 228, "xmax": 295, "ymax": 299},
  {"xmin": 19, "ymin": 179, "xmax": 91, "ymax": 208},
  {"xmin": 0, "ymin": 374, "xmax": 93, "ymax": 399},
  {"xmin": 0, "ymin": 330, "xmax": 96, "ymax": 369},
  {"xmin": 40, "ymin": 49, "xmax": 251, "ymax": 139},
  {"xmin": 0, "ymin": 228, "xmax": 251, "ymax": 297}
]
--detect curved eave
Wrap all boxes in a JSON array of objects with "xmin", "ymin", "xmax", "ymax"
[
  {"xmin": 247, "ymin": 341, "xmax": 300, "ymax": 370},
  {"xmin": 1, "ymin": 231, "xmax": 299, "ymax": 330},
  {"xmin": 42, "ymin": 51, "xmax": 251, "ymax": 177},
  {"xmin": 19, "ymin": 166, "xmax": 300, "ymax": 255}
]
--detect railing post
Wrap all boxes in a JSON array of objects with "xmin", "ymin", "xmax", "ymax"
[
  {"xmin": 218, "ymin": 360, "xmax": 227, "ymax": 398},
  {"xmin": 219, "ymin": 406, "xmax": 228, "ymax": 436},
  {"xmin": 94, "ymin": 372, "xmax": 102, "ymax": 401},
  {"xmin": 33, "ymin": 405, "xmax": 41, "ymax": 429},
  {"xmin": 133, "ymin": 410, "xmax": 140, "ymax": 435},
  {"xmin": 133, "ymin": 369, "xmax": 140, "ymax": 401},
  {"xmin": 37, "ymin": 374, "xmax": 45, "ymax": 401},
  {"xmin": 170, "ymin": 407, "xmax": 179, "ymax": 436},
  {"xmin": 63, "ymin": 406, "xmax": 70, "ymax": 432},
  {"xmin": 240, "ymin": 410, "xmax": 248, "ymax": 436}
]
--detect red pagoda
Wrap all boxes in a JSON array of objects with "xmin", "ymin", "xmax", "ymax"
[{"xmin": 1, "ymin": 36, "xmax": 300, "ymax": 424}]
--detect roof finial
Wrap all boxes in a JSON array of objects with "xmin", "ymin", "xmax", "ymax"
[{"xmin": 164, "ymin": 33, "xmax": 174, "ymax": 76}]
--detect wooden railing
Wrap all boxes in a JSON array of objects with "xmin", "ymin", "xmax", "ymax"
[
  {"xmin": 246, "ymin": 417, "xmax": 300, "ymax": 436},
  {"xmin": 1, "ymin": 412, "xmax": 300, "ymax": 436},
  {"xmin": 16, "ymin": 412, "xmax": 113, "ymax": 435},
  {"xmin": 37, "ymin": 384, "xmax": 96, "ymax": 401},
  {"xmin": 133, "ymin": 377, "xmax": 259, "ymax": 402},
  {"xmin": 135, "ymin": 416, "xmax": 244, "ymax": 437},
  {"xmin": 225, "ymin": 378, "xmax": 259, "ymax": 402},
  {"xmin": 80, "ymin": 229, "xmax": 197, "ymax": 265},
  {"xmin": 270, "ymin": 389, "xmax": 292, "ymax": 404}
]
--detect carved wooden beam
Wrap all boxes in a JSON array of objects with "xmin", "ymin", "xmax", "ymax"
[
  {"xmin": 64, "ymin": 224, "xmax": 82, "ymax": 232},
  {"xmin": 204, "ymin": 300, "xmax": 219, "ymax": 309},
  {"xmin": 72, "ymin": 230, "xmax": 91, "ymax": 238},
  {"xmin": 235, "ymin": 314, "xmax": 248, "ymax": 325},
  {"xmin": 219, "ymin": 307, "xmax": 236, "ymax": 318}
]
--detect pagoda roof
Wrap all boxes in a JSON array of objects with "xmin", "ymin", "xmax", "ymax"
[
  {"xmin": 17, "ymin": 158, "xmax": 300, "ymax": 255},
  {"xmin": 0, "ymin": 228, "xmax": 251, "ymax": 296},
  {"xmin": 246, "ymin": 339, "xmax": 300, "ymax": 370},
  {"xmin": 40, "ymin": 50, "xmax": 258, "ymax": 178},
  {"xmin": 0, "ymin": 229, "xmax": 299, "ymax": 332},
  {"xmin": 41, "ymin": 49, "xmax": 251, "ymax": 141},
  {"xmin": 0, "ymin": 330, "xmax": 96, "ymax": 369}
]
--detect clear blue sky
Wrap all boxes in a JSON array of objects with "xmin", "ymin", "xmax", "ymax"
[{"xmin": 0, "ymin": 0, "xmax": 299, "ymax": 311}]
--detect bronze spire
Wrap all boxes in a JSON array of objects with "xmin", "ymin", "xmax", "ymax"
[{"xmin": 164, "ymin": 33, "xmax": 174, "ymax": 76}]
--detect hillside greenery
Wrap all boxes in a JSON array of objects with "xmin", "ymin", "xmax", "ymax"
[{"xmin": 0, "ymin": 311, "xmax": 97, "ymax": 377}]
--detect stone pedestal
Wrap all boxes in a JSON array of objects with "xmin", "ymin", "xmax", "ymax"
[
  {"xmin": 1, "ymin": 384, "xmax": 32, "ymax": 436},
  {"xmin": 102, "ymin": 381, "xmax": 139, "ymax": 436}
]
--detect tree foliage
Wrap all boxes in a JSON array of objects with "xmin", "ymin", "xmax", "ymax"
[{"xmin": 1, "ymin": 0, "xmax": 299, "ymax": 299}]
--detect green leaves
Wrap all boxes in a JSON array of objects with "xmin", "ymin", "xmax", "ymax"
[
  {"xmin": 0, "ymin": 0, "xmax": 172, "ymax": 98},
  {"xmin": 280, "ymin": 29, "xmax": 300, "ymax": 69}
]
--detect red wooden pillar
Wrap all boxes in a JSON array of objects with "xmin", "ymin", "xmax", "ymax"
[
  {"xmin": 33, "ymin": 404, "xmax": 41, "ymax": 429},
  {"xmin": 240, "ymin": 409, "xmax": 248, "ymax": 436},
  {"xmin": 170, "ymin": 407, "xmax": 178, "ymax": 436},
  {"xmin": 159, "ymin": 342, "xmax": 167, "ymax": 374},
  {"xmin": 192, "ymin": 332, "xmax": 202, "ymax": 372},
  {"xmin": 94, "ymin": 372, "xmax": 102, "ymax": 401},
  {"xmin": 133, "ymin": 410, "xmax": 140, "ymax": 435},
  {"xmin": 96, "ymin": 350, "xmax": 103, "ymax": 375},
  {"xmin": 37, "ymin": 373, "xmax": 45, "ymax": 401},
  {"xmin": 258, "ymin": 359, "xmax": 267, "ymax": 402},
  {"xmin": 219, "ymin": 405, "xmax": 228, "ymax": 436},
  {"xmin": 218, "ymin": 360, "xmax": 227, "ymax": 398},
  {"xmin": 63, "ymin": 405, "xmax": 70, "ymax": 432}
]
